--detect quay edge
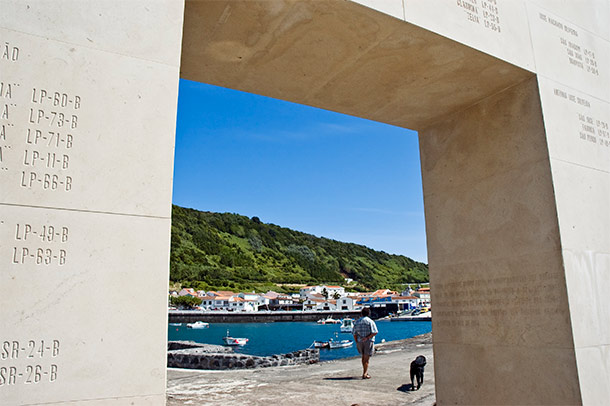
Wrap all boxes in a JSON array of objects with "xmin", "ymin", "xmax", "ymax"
[{"xmin": 169, "ymin": 310, "xmax": 364, "ymax": 323}]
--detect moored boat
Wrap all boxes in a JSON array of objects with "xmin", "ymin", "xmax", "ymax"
[
  {"xmin": 340, "ymin": 318, "xmax": 354, "ymax": 333},
  {"xmin": 313, "ymin": 340, "xmax": 330, "ymax": 349},
  {"xmin": 223, "ymin": 330, "xmax": 249, "ymax": 346},
  {"xmin": 186, "ymin": 321, "xmax": 209, "ymax": 329},
  {"xmin": 317, "ymin": 316, "xmax": 341, "ymax": 324},
  {"xmin": 328, "ymin": 339, "xmax": 353, "ymax": 349}
]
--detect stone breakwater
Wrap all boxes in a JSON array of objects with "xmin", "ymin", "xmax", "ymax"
[{"xmin": 167, "ymin": 341, "xmax": 319, "ymax": 370}]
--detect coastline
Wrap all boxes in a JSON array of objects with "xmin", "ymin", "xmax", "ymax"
[
  {"xmin": 169, "ymin": 309, "xmax": 362, "ymax": 323},
  {"xmin": 167, "ymin": 333, "xmax": 435, "ymax": 406}
]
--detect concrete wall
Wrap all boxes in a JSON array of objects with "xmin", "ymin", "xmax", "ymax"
[{"xmin": 0, "ymin": 1, "xmax": 184, "ymax": 405}]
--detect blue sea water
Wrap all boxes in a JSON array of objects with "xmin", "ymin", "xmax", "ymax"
[{"xmin": 168, "ymin": 320, "xmax": 431, "ymax": 361}]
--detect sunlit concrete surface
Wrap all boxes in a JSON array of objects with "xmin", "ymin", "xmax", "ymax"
[{"xmin": 167, "ymin": 334, "xmax": 434, "ymax": 406}]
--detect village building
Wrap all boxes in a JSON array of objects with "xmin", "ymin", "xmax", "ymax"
[
  {"xmin": 178, "ymin": 288, "xmax": 196, "ymax": 297},
  {"xmin": 302, "ymin": 297, "xmax": 326, "ymax": 310},
  {"xmin": 390, "ymin": 295, "xmax": 420, "ymax": 310},
  {"xmin": 336, "ymin": 296, "xmax": 358, "ymax": 311},
  {"xmin": 413, "ymin": 287, "xmax": 431, "ymax": 307},
  {"xmin": 299, "ymin": 285, "xmax": 345, "ymax": 299}
]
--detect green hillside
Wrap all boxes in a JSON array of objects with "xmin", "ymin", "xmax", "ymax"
[{"xmin": 170, "ymin": 205, "xmax": 428, "ymax": 293}]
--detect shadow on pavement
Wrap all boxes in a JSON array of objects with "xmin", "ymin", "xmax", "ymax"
[{"xmin": 397, "ymin": 383, "xmax": 415, "ymax": 392}]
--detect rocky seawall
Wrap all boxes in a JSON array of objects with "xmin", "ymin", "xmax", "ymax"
[{"xmin": 167, "ymin": 341, "xmax": 319, "ymax": 370}]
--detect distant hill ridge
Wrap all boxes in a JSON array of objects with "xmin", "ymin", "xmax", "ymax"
[{"xmin": 170, "ymin": 205, "xmax": 429, "ymax": 293}]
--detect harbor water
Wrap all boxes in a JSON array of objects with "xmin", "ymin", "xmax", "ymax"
[{"xmin": 168, "ymin": 320, "xmax": 431, "ymax": 361}]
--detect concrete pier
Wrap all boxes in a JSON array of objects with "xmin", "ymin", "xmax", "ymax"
[{"xmin": 167, "ymin": 333, "xmax": 434, "ymax": 406}]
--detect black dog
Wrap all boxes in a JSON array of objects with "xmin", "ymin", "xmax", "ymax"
[{"xmin": 410, "ymin": 355, "xmax": 426, "ymax": 390}]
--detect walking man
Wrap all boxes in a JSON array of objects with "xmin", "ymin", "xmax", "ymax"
[{"xmin": 353, "ymin": 307, "xmax": 378, "ymax": 379}]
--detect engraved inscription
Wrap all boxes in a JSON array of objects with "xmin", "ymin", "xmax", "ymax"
[
  {"xmin": 552, "ymin": 86, "xmax": 610, "ymax": 150},
  {"xmin": 456, "ymin": 0, "xmax": 502, "ymax": 33},
  {"xmin": 1, "ymin": 38, "xmax": 82, "ymax": 194},
  {"xmin": 0, "ymin": 339, "xmax": 60, "ymax": 387},
  {"xmin": 1, "ymin": 41, "xmax": 19, "ymax": 62},
  {"xmin": 434, "ymin": 271, "xmax": 564, "ymax": 327},
  {"xmin": 0, "ymin": 79, "xmax": 18, "ymax": 172},
  {"xmin": 0, "ymin": 364, "xmax": 59, "ymax": 386},
  {"xmin": 7, "ymin": 221, "xmax": 70, "ymax": 266},
  {"xmin": 538, "ymin": 12, "xmax": 599, "ymax": 76},
  {"xmin": 15, "ymin": 223, "xmax": 69, "ymax": 243},
  {"xmin": 1, "ymin": 340, "xmax": 60, "ymax": 360}
]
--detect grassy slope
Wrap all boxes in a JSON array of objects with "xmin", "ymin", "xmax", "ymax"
[{"xmin": 170, "ymin": 205, "xmax": 428, "ymax": 293}]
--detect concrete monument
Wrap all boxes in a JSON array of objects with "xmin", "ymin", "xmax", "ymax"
[
  {"xmin": 1, "ymin": 0, "xmax": 608, "ymax": 405},
  {"xmin": 0, "ymin": 1, "xmax": 184, "ymax": 405}
]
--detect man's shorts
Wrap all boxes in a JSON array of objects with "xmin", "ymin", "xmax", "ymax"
[{"xmin": 356, "ymin": 339, "xmax": 374, "ymax": 356}]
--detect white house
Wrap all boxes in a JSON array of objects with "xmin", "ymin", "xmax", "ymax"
[
  {"xmin": 299, "ymin": 286, "xmax": 323, "ymax": 297},
  {"xmin": 336, "ymin": 296, "xmax": 357, "ymax": 311},
  {"xmin": 303, "ymin": 297, "xmax": 326, "ymax": 310},
  {"xmin": 316, "ymin": 300, "xmax": 337, "ymax": 311},
  {"xmin": 228, "ymin": 296, "xmax": 258, "ymax": 312},
  {"xmin": 211, "ymin": 295, "xmax": 233, "ymax": 310},
  {"xmin": 238, "ymin": 292, "xmax": 260, "ymax": 301},
  {"xmin": 413, "ymin": 288, "xmax": 431, "ymax": 307},
  {"xmin": 199, "ymin": 295, "xmax": 216, "ymax": 309}
]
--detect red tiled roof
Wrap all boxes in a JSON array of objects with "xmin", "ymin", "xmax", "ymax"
[{"xmin": 199, "ymin": 296, "xmax": 215, "ymax": 301}]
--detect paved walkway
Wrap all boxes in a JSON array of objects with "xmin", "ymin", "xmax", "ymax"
[{"xmin": 167, "ymin": 334, "xmax": 435, "ymax": 406}]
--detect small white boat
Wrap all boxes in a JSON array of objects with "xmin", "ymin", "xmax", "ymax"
[
  {"xmin": 317, "ymin": 316, "xmax": 341, "ymax": 325},
  {"xmin": 223, "ymin": 330, "xmax": 249, "ymax": 346},
  {"xmin": 186, "ymin": 321, "xmax": 209, "ymax": 329},
  {"xmin": 313, "ymin": 340, "xmax": 330, "ymax": 349},
  {"xmin": 169, "ymin": 323, "xmax": 181, "ymax": 326},
  {"xmin": 340, "ymin": 318, "xmax": 354, "ymax": 333},
  {"xmin": 328, "ymin": 339, "xmax": 353, "ymax": 349}
]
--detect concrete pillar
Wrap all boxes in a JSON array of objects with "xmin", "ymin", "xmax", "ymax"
[
  {"xmin": 420, "ymin": 77, "xmax": 580, "ymax": 404},
  {"xmin": 0, "ymin": 1, "xmax": 184, "ymax": 404}
]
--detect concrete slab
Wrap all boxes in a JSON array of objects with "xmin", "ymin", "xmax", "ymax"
[{"xmin": 167, "ymin": 335, "xmax": 435, "ymax": 406}]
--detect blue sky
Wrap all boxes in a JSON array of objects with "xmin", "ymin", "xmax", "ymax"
[{"xmin": 172, "ymin": 79, "xmax": 428, "ymax": 263}]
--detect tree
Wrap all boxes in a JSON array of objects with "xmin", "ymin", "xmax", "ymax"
[
  {"xmin": 170, "ymin": 295, "xmax": 201, "ymax": 309},
  {"xmin": 333, "ymin": 292, "xmax": 341, "ymax": 300},
  {"xmin": 322, "ymin": 288, "xmax": 328, "ymax": 299}
]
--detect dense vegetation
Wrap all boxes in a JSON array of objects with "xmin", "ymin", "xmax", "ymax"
[{"xmin": 170, "ymin": 205, "xmax": 428, "ymax": 293}]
